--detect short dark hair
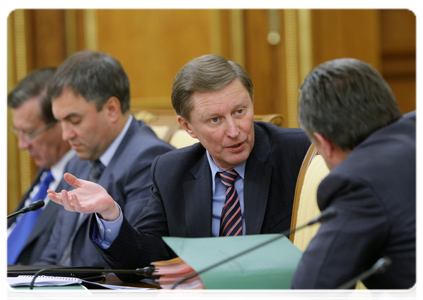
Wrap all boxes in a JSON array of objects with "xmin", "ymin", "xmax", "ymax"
[
  {"xmin": 8, "ymin": 67, "xmax": 57, "ymax": 123},
  {"xmin": 171, "ymin": 54, "xmax": 254, "ymax": 122},
  {"xmin": 298, "ymin": 58, "xmax": 403, "ymax": 151},
  {"xmin": 48, "ymin": 50, "xmax": 130, "ymax": 113}
]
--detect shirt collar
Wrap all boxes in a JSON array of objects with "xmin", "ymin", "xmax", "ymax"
[
  {"xmin": 98, "ymin": 115, "xmax": 133, "ymax": 167},
  {"xmin": 206, "ymin": 150, "xmax": 246, "ymax": 194},
  {"xmin": 49, "ymin": 149, "xmax": 76, "ymax": 182}
]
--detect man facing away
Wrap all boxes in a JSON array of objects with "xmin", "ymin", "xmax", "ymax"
[
  {"xmin": 7, "ymin": 68, "xmax": 75, "ymax": 265},
  {"xmin": 35, "ymin": 51, "xmax": 174, "ymax": 268},
  {"xmin": 292, "ymin": 58, "xmax": 415, "ymax": 289},
  {"xmin": 47, "ymin": 54, "xmax": 311, "ymax": 280}
]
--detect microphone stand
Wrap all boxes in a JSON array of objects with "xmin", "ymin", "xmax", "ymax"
[
  {"xmin": 171, "ymin": 207, "xmax": 337, "ymax": 289},
  {"xmin": 8, "ymin": 211, "xmax": 25, "ymax": 219},
  {"xmin": 28, "ymin": 267, "xmax": 155, "ymax": 289},
  {"xmin": 7, "ymin": 200, "xmax": 45, "ymax": 219},
  {"xmin": 337, "ymin": 257, "xmax": 392, "ymax": 289}
]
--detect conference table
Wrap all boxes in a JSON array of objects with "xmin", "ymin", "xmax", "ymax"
[
  {"xmin": 5, "ymin": 275, "xmax": 307, "ymax": 300},
  {"xmin": 5, "ymin": 275, "xmax": 160, "ymax": 300},
  {"xmin": 5, "ymin": 266, "xmax": 305, "ymax": 300}
]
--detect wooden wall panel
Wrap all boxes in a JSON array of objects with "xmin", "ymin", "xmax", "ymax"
[
  {"xmin": 387, "ymin": 80, "xmax": 416, "ymax": 114},
  {"xmin": 380, "ymin": 9, "xmax": 415, "ymax": 55},
  {"xmin": 96, "ymin": 9, "xmax": 222, "ymax": 110},
  {"xmin": 31, "ymin": 9, "xmax": 67, "ymax": 68},
  {"xmin": 311, "ymin": 10, "xmax": 381, "ymax": 70},
  {"xmin": 244, "ymin": 10, "xmax": 289, "ymax": 121},
  {"xmin": 380, "ymin": 9, "xmax": 416, "ymax": 113}
]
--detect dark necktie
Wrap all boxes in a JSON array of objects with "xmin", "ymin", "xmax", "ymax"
[
  {"xmin": 218, "ymin": 170, "xmax": 243, "ymax": 236},
  {"xmin": 89, "ymin": 159, "xmax": 105, "ymax": 183},
  {"xmin": 7, "ymin": 170, "xmax": 54, "ymax": 265}
]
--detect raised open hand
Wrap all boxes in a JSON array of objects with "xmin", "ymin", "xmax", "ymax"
[{"xmin": 47, "ymin": 173, "xmax": 120, "ymax": 221}]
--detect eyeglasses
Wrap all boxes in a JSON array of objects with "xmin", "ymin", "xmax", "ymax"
[{"xmin": 10, "ymin": 121, "xmax": 57, "ymax": 142}]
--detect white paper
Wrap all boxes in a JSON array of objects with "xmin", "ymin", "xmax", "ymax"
[{"xmin": 7, "ymin": 275, "xmax": 153, "ymax": 290}]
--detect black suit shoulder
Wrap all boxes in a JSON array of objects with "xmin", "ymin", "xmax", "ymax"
[{"xmin": 293, "ymin": 115, "xmax": 416, "ymax": 289}]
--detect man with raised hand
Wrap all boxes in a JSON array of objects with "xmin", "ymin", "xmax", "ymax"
[
  {"xmin": 36, "ymin": 51, "xmax": 174, "ymax": 268},
  {"xmin": 47, "ymin": 54, "xmax": 310, "ymax": 280}
]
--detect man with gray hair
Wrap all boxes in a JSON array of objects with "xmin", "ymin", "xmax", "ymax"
[
  {"xmin": 47, "ymin": 54, "xmax": 310, "ymax": 281},
  {"xmin": 7, "ymin": 67, "xmax": 75, "ymax": 265},
  {"xmin": 35, "ymin": 51, "xmax": 174, "ymax": 268},
  {"xmin": 292, "ymin": 58, "xmax": 415, "ymax": 289}
]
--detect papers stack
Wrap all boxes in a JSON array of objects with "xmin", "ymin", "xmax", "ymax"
[
  {"xmin": 152, "ymin": 257, "xmax": 205, "ymax": 289},
  {"xmin": 7, "ymin": 275, "xmax": 151, "ymax": 290}
]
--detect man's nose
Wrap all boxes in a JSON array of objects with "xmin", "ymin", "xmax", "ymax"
[
  {"xmin": 61, "ymin": 123, "xmax": 76, "ymax": 141},
  {"xmin": 225, "ymin": 117, "xmax": 240, "ymax": 138},
  {"xmin": 17, "ymin": 135, "xmax": 30, "ymax": 150}
]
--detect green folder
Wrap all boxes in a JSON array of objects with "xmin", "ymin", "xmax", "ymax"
[
  {"xmin": 163, "ymin": 234, "xmax": 303, "ymax": 289},
  {"xmin": 5, "ymin": 284, "xmax": 92, "ymax": 298}
]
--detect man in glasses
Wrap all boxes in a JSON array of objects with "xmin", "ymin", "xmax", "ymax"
[{"xmin": 7, "ymin": 67, "xmax": 75, "ymax": 265}]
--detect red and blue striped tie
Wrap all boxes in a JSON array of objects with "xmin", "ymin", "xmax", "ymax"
[{"xmin": 218, "ymin": 170, "xmax": 243, "ymax": 236}]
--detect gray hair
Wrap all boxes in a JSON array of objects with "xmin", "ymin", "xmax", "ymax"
[
  {"xmin": 298, "ymin": 58, "xmax": 402, "ymax": 151},
  {"xmin": 8, "ymin": 67, "xmax": 57, "ymax": 123}
]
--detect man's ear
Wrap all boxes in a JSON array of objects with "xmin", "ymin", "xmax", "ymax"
[
  {"xmin": 103, "ymin": 96, "xmax": 121, "ymax": 122},
  {"xmin": 177, "ymin": 116, "xmax": 197, "ymax": 139},
  {"xmin": 313, "ymin": 132, "xmax": 335, "ymax": 158}
]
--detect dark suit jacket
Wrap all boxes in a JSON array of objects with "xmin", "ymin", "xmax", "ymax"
[
  {"xmin": 7, "ymin": 168, "xmax": 64, "ymax": 265},
  {"xmin": 36, "ymin": 117, "xmax": 175, "ymax": 268},
  {"xmin": 292, "ymin": 111, "xmax": 416, "ymax": 289},
  {"xmin": 92, "ymin": 122, "xmax": 310, "ymax": 281}
]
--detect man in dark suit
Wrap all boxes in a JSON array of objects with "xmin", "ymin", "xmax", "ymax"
[
  {"xmin": 7, "ymin": 68, "xmax": 75, "ymax": 265},
  {"xmin": 292, "ymin": 58, "xmax": 415, "ymax": 289},
  {"xmin": 35, "ymin": 51, "xmax": 174, "ymax": 268},
  {"xmin": 47, "ymin": 54, "xmax": 310, "ymax": 279}
]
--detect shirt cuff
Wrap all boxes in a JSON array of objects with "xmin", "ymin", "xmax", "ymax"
[{"xmin": 92, "ymin": 204, "xmax": 123, "ymax": 249}]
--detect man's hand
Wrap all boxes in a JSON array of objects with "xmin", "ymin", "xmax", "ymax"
[{"xmin": 47, "ymin": 173, "xmax": 120, "ymax": 221}]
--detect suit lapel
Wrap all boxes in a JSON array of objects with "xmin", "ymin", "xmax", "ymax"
[
  {"xmin": 183, "ymin": 153, "xmax": 213, "ymax": 237},
  {"xmin": 243, "ymin": 123, "xmax": 273, "ymax": 234}
]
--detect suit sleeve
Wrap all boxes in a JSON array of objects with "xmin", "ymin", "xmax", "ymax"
[
  {"xmin": 291, "ymin": 175, "xmax": 389, "ymax": 289},
  {"xmin": 90, "ymin": 155, "xmax": 176, "ymax": 282},
  {"xmin": 109, "ymin": 143, "xmax": 173, "ymax": 225}
]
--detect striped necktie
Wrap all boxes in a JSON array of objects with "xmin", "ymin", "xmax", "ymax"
[
  {"xmin": 218, "ymin": 170, "xmax": 243, "ymax": 236},
  {"xmin": 7, "ymin": 170, "xmax": 54, "ymax": 265}
]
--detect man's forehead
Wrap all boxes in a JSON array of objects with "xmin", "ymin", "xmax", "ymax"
[
  {"xmin": 52, "ymin": 90, "xmax": 94, "ymax": 119},
  {"xmin": 12, "ymin": 97, "xmax": 42, "ymax": 120},
  {"xmin": 52, "ymin": 87, "xmax": 82, "ymax": 101}
]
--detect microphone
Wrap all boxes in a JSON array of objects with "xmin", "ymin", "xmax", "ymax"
[
  {"xmin": 337, "ymin": 257, "xmax": 392, "ymax": 289},
  {"xmin": 26, "ymin": 266, "xmax": 155, "ymax": 289},
  {"xmin": 171, "ymin": 207, "xmax": 337, "ymax": 289},
  {"xmin": 7, "ymin": 200, "xmax": 45, "ymax": 219}
]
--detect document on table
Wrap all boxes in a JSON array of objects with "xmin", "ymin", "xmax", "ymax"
[
  {"xmin": 163, "ymin": 234, "xmax": 303, "ymax": 289},
  {"xmin": 7, "ymin": 275, "xmax": 153, "ymax": 290}
]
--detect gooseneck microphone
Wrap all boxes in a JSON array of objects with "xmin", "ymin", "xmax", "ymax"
[
  {"xmin": 27, "ymin": 266, "xmax": 155, "ymax": 289},
  {"xmin": 7, "ymin": 200, "xmax": 45, "ymax": 219},
  {"xmin": 171, "ymin": 207, "xmax": 337, "ymax": 289},
  {"xmin": 337, "ymin": 257, "xmax": 392, "ymax": 289}
]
